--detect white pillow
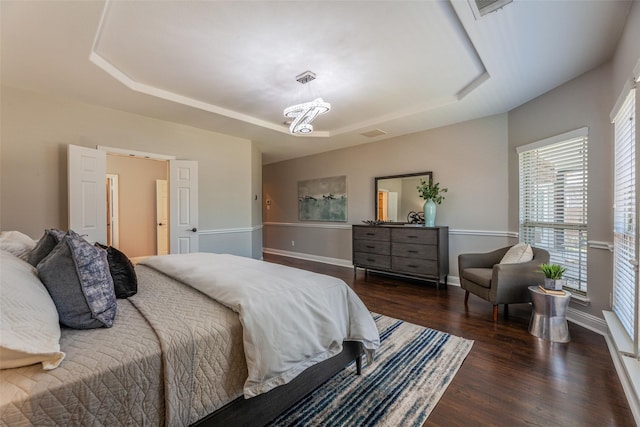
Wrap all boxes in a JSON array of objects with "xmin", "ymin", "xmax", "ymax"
[
  {"xmin": 0, "ymin": 230, "xmax": 36, "ymax": 261},
  {"xmin": 500, "ymin": 243, "xmax": 533, "ymax": 264},
  {"xmin": 0, "ymin": 250, "xmax": 65, "ymax": 370}
]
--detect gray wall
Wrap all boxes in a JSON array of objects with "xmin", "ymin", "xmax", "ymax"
[
  {"xmin": 263, "ymin": 1, "xmax": 640, "ymax": 323},
  {"xmin": 508, "ymin": 0, "xmax": 639, "ymax": 319},
  {"xmin": 1, "ymin": 86, "xmax": 261, "ymax": 258},
  {"xmin": 508, "ymin": 62, "xmax": 613, "ymax": 319},
  {"xmin": 263, "ymin": 113, "xmax": 512, "ymax": 269}
]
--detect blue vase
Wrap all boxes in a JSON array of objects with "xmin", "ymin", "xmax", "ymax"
[{"xmin": 423, "ymin": 199, "xmax": 436, "ymax": 227}]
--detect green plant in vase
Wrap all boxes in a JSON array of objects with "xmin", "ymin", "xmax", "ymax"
[
  {"xmin": 417, "ymin": 178, "xmax": 448, "ymax": 227},
  {"xmin": 540, "ymin": 263, "xmax": 567, "ymax": 290}
]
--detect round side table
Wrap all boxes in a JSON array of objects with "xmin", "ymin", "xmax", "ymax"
[{"xmin": 528, "ymin": 286, "xmax": 571, "ymax": 343}]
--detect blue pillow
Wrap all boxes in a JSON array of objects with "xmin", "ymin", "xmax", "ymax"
[{"xmin": 37, "ymin": 231, "xmax": 117, "ymax": 329}]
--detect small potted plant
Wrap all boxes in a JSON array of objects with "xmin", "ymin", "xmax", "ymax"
[
  {"xmin": 540, "ymin": 263, "xmax": 567, "ymax": 290},
  {"xmin": 417, "ymin": 178, "xmax": 447, "ymax": 227}
]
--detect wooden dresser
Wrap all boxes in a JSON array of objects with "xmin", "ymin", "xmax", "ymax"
[{"xmin": 352, "ymin": 225, "xmax": 449, "ymax": 286}]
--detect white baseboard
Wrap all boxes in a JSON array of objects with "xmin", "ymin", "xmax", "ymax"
[
  {"xmin": 448, "ymin": 275, "xmax": 460, "ymax": 286},
  {"xmin": 263, "ymin": 249, "xmax": 637, "ymax": 423},
  {"xmin": 262, "ymin": 247, "xmax": 353, "ymax": 268},
  {"xmin": 263, "ymin": 248, "xmax": 465, "ymax": 286},
  {"xmin": 566, "ymin": 307, "xmax": 608, "ymax": 335}
]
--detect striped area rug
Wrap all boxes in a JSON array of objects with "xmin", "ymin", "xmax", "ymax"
[{"xmin": 269, "ymin": 313, "xmax": 473, "ymax": 427}]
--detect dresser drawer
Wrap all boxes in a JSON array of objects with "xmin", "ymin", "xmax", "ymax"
[
  {"xmin": 392, "ymin": 257, "xmax": 437, "ymax": 277},
  {"xmin": 354, "ymin": 252, "xmax": 391, "ymax": 270},
  {"xmin": 354, "ymin": 239, "xmax": 391, "ymax": 255},
  {"xmin": 391, "ymin": 228, "xmax": 438, "ymax": 245},
  {"xmin": 392, "ymin": 242, "xmax": 437, "ymax": 260},
  {"xmin": 353, "ymin": 226, "xmax": 391, "ymax": 241}
]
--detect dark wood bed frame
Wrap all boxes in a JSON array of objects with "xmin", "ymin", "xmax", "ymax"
[{"xmin": 192, "ymin": 341, "xmax": 363, "ymax": 427}]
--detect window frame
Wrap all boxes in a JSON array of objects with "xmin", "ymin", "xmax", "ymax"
[
  {"xmin": 517, "ymin": 127, "xmax": 589, "ymax": 295},
  {"xmin": 611, "ymin": 82, "xmax": 639, "ymax": 358}
]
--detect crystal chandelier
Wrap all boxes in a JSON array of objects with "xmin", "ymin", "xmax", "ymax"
[{"xmin": 283, "ymin": 71, "xmax": 331, "ymax": 135}]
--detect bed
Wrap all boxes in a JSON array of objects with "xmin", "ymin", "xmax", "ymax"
[{"xmin": 0, "ymin": 231, "xmax": 379, "ymax": 427}]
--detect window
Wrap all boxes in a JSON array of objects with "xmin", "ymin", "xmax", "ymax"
[
  {"xmin": 517, "ymin": 128, "xmax": 589, "ymax": 294},
  {"xmin": 612, "ymin": 85, "xmax": 638, "ymax": 355}
]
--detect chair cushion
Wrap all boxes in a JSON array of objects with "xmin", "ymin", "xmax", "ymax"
[
  {"xmin": 462, "ymin": 268, "xmax": 493, "ymax": 288},
  {"xmin": 500, "ymin": 243, "xmax": 533, "ymax": 264}
]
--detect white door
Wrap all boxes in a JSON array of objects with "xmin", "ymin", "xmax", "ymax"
[
  {"xmin": 156, "ymin": 179, "xmax": 169, "ymax": 255},
  {"xmin": 68, "ymin": 145, "xmax": 107, "ymax": 244},
  {"xmin": 106, "ymin": 174, "xmax": 120, "ymax": 248},
  {"xmin": 170, "ymin": 160, "xmax": 199, "ymax": 253},
  {"xmin": 388, "ymin": 191, "xmax": 399, "ymax": 222}
]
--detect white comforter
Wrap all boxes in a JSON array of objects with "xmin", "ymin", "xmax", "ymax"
[{"xmin": 140, "ymin": 253, "xmax": 380, "ymax": 398}]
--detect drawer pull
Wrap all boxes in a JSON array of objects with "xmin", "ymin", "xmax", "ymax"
[
  {"xmin": 367, "ymin": 258, "xmax": 376, "ymax": 262},
  {"xmin": 366, "ymin": 245, "xmax": 375, "ymax": 249},
  {"xmin": 366, "ymin": 233, "xmax": 375, "ymax": 236},
  {"xmin": 408, "ymin": 235, "xmax": 418, "ymax": 239},
  {"xmin": 408, "ymin": 264, "xmax": 419, "ymax": 268},
  {"xmin": 408, "ymin": 250, "xmax": 418, "ymax": 254}
]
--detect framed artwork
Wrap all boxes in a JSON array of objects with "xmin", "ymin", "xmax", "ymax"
[{"xmin": 298, "ymin": 175, "xmax": 347, "ymax": 221}]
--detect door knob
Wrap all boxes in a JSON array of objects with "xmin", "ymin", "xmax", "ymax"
[
  {"xmin": 191, "ymin": 227, "xmax": 197, "ymax": 232},
  {"xmin": 158, "ymin": 223, "xmax": 164, "ymax": 226}
]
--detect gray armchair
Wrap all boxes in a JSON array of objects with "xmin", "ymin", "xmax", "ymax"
[{"xmin": 458, "ymin": 246, "xmax": 550, "ymax": 321}]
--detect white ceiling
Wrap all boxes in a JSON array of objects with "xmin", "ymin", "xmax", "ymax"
[{"xmin": 1, "ymin": 0, "xmax": 632, "ymax": 164}]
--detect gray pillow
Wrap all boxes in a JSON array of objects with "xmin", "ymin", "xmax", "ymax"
[
  {"xmin": 27, "ymin": 229, "xmax": 66, "ymax": 267},
  {"xmin": 37, "ymin": 231, "xmax": 117, "ymax": 329}
]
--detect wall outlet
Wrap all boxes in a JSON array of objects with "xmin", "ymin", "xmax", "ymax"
[{"xmin": 291, "ymin": 240, "xmax": 295, "ymax": 247}]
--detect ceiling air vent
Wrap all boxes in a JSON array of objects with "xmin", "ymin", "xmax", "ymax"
[
  {"xmin": 469, "ymin": 0, "xmax": 512, "ymax": 20},
  {"xmin": 360, "ymin": 129, "xmax": 387, "ymax": 138}
]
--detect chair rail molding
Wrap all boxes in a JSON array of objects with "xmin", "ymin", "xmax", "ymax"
[
  {"xmin": 263, "ymin": 222, "xmax": 516, "ymax": 238},
  {"xmin": 449, "ymin": 229, "xmax": 518, "ymax": 238},
  {"xmin": 263, "ymin": 221, "xmax": 351, "ymax": 230},
  {"xmin": 587, "ymin": 240, "xmax": 614, "ymax": 251},
  {"xmin": 198, "ymin": 225, "xmax": 263, "ymax": 235}
]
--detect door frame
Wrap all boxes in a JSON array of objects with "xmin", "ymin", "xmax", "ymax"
[
  {"xmin": 99, "ymin": 146, "xmax": 176, "ymax": 253},
  {"xmin": 106, "ymin": 173, "xmax": 120, "ymax": 248},
  {"xmin": 155, "ymin": 179, "xmax": 169, "ymax": 255},
  {"xmin": 98, "ymin": 145, "xmax": 175, "ymax": 161},
  {"xmin": 72, "ymin": 145, "xmax": 199, "ymax": 252},
  {"xmin": 96, "ymin": 146, "xmax": 198, "ymax": 254}
]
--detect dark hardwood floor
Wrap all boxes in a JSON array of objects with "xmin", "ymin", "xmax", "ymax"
[{"xmin": 263, "ymin": 253, "xmax": 636, "ymax": 427}]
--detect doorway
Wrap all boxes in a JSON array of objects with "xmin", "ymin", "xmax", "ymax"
[
  {"xmin": 68, "ymin": 144, "xmax": 198, "ymax": 254},
  {"xmin": 106, "ymin": 154, "xmax": 169, "ymax": 258}
]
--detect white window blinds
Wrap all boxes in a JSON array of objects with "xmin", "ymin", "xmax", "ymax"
[
  {"xmin": 517, "ymin": 128, "xmax": 588, "ymax": 294},
  {"xmin": 612, "ymin": 87, "xmax": 638, "ymax": 347}
]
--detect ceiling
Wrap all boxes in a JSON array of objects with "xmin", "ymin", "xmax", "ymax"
[{"xmin": 1, "ymin": 0, "xmax": 632, "ymax": 164}]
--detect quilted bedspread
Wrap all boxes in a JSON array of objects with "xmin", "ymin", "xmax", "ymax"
[
  {"xmin": 0, "ymin": 265, "xmax": 246, "ymax": 426},
  {"xmin": 139, "ymin": 253, "xmax": 380, "ymax": 398}
]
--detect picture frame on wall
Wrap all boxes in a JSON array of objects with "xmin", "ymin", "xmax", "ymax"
[{"xmin": 298, "ymin": 176, "xmax": 347, "ymax": 222}]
